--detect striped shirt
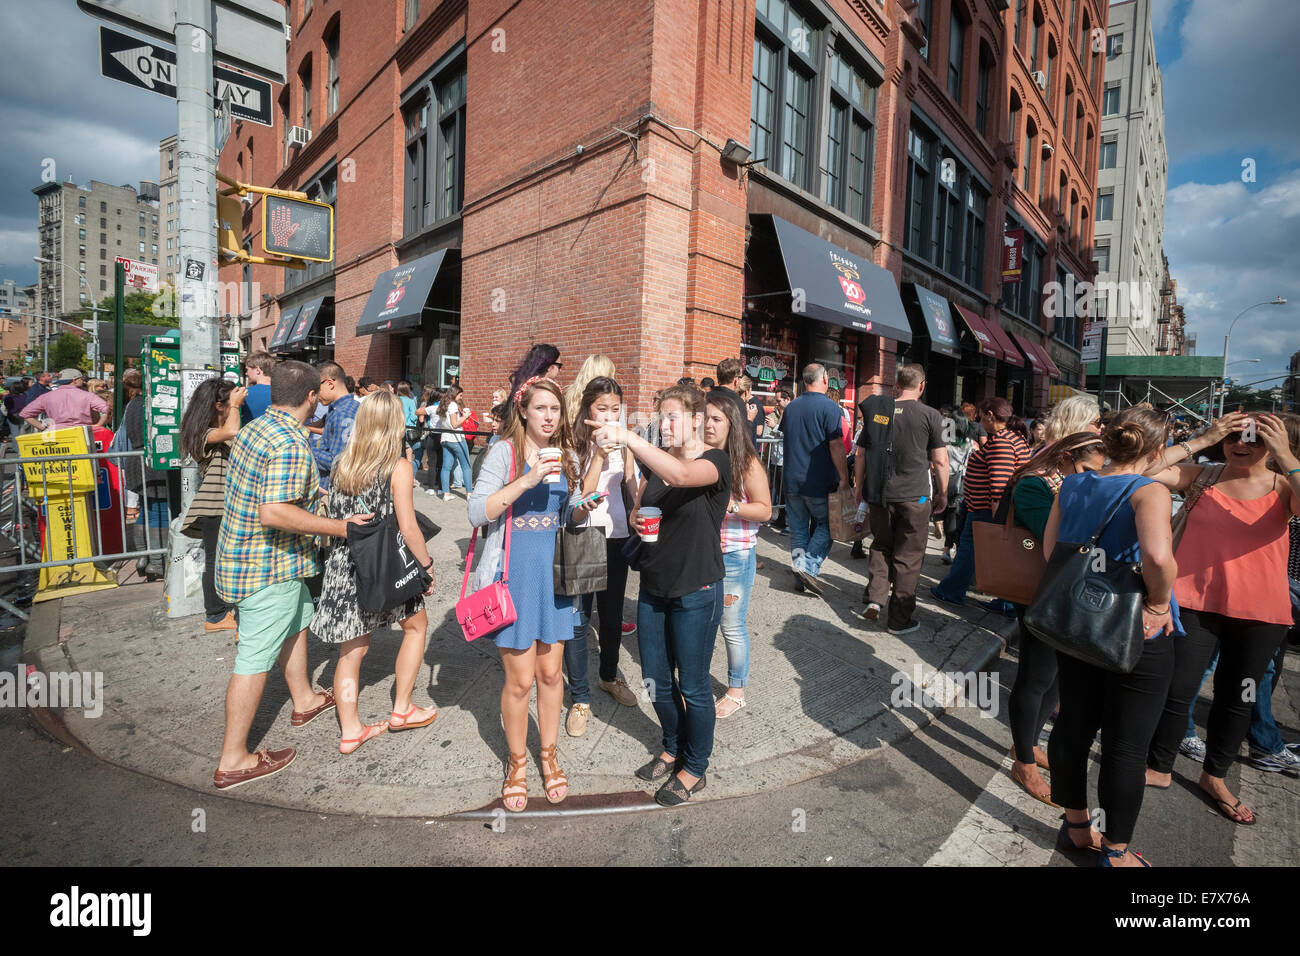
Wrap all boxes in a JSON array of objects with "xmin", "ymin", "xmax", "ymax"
[
  {"xmin": 963, "ymin": 429, "xmax": 1030, "ymax": 513},
  {"xmin": 184, "ymin": 429, "xmax": 229, "ymax": 524},
  {"xmin": 216, "ymin": 407, "xmax": 321, "ymax": 603},
  {"xmin": 720, "ymin": 487, "xmax": 758, "ymax": 554}
]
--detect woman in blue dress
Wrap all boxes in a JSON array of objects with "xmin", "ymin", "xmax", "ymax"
[{"xmin": 468, "ymin": 376, "xmax": 594, "ymax": 811}]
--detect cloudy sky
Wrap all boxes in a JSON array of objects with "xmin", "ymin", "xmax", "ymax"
[{"xmin": 1, "ymin": 1, "xmax": 1296, "ymax": 390}]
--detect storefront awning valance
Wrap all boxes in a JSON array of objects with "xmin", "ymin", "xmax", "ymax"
[
  {"xmin": 285, "ymin": 296, "xmax": 330, "ymax": 349},
  {"xmin": 951, "ymin": 305, "xmax": 1004, "ymax": 362},
  {"xmin": 1029, "ymin": 338, "xmax": 1062, "ymax": 379},
  {"xmin": 1009, "ymin": 331, "xmax": 1055, "ymax": 376},
  {"xmin": 759, "ymin": 214, "xmax": 911, "ymax": 343},
  {"xmin": 986, "ymin": 319, "xmax": 1025, "ymax": 367},
  {"xmin": 268, "ymin": 304, "xmax": 301, "ymax": 353},
  {"xmin": 902, "ymin": 283, "xmax": 959, "ymax": 358},
  {"xmin": 356, "ymin": 248, "xmax": 454, "ymax": 336}
]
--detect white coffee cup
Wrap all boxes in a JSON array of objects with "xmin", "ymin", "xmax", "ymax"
[{"xmin": 537, "ymin": 447, "xmax": 562, "ymax": 483}]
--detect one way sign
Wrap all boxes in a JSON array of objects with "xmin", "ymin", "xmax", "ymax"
[{"xmin": 99, "ymin": 26, "xmax": 273, "ymax": 127}]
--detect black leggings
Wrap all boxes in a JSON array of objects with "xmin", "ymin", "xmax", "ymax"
[
  {"xmin": 1008, "ymin": 610, "xmax": 1058, "ymax": 764},
  {"xmin": 1147, "ymin": 609, "xmax": 1288, "ymax": 778},
  {"xmin": 943, "ymin": 503, "xmax": 965, "ymax": 551},
  {"xmin": 197, "ymin": 515, "xmax": 232, "ymax": 622},
  {"xmin": 1048, "ymin": 635, "xmax": 1174, "ymax": 845}
]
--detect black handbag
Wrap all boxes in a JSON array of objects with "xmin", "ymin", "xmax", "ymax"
[
  {"xmin": 554, "ymin": 521, "xmax": 609, "ymax": 596},
  {"xmin": 1023, "ymin": 477, "xmax": 1149, "ymax": 674},
  {"xmin": 346, "ymin": 474, "xmax": 431, "ymax": 614}
]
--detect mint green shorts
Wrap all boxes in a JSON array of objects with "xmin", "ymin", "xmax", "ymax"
[{"xmin": 233, "ymin": 580, "xmax": 315, "ymax": 676}]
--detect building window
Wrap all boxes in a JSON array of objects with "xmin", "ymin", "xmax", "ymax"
[
  {"xmin": 139, "ymin": 226, "xmax": 145, "ymax": 238},
  {"xmin": 1029, "ymin": 4, "xmax": 1041, "ymax": 72},
  {"xmin": 301, "ymin": 64, "xmax": 312, "ymax": 133},
  {"xmin": 824, "ymin": 46, "xmax": 878, "ymax": 224},
  {"xmin": 1107, "ymin": 33, "xmax": 1123, "ymax": 58},
  {"xmin": 138, "ymin": 242, "xmax": 145, "ymax": 254},
  {"xmin": 1008, "ymin": 91, "xmax": 1020, "ymax": 144},
  {"xmin": 1097, "ymin": 191, "xmax": 1114, "ymax": 220},
  {"xmin": 79, "ymin": 228, "xmax": 86, "ymax": 240},
  {"xmin": 1021, "ymin": 121, "xmax": 1035, "ymax": 191},
  {"xmin": 1094, "ymin": 242, "xmax": 1110, "ymax": 273},
  {"xmin": 79, "ymin": 196, "xmax": 86, "ymax": 208},
  {"xmin": 100, "ymin": 201, "xmax": 106, "ymax": 212},
  {"xmin": 975, "ymin": 47, "xmax": 992, "ymax": 137},
  {"xmin": 1014, "ymin": 0, "xmax": 1026, "ymax": 50},
  {"xmin": 750, "ymin": 0, "xmax": 821, "ymax": 193},
  {"xmin": 405, "ymin": 0, "xmax": 419, "ymax": 30},
  {"xmin": 151, "ymin": 244, "xmax": 158, "ymax": 255},
  {"xmin": 963, "ymin": 183, "xmax": 987, "ymax": 292},
  {"xmin": 916, "ymin": 0, "xmax": 932, "ymax": 63},
  {"xmin": 1039, "ymin": 150, "xmax": 1049, "ymax": 205},
  {"xmin": 1045, "ymin": 37, "xmax": 1056, "ymax": 100},
  {"xmin": 1102, "ymin": 84, "xmax": 1120, "ymax": 116},
  {"xmin": 937, "ymin": 152, "xmax": 962, "ymax": 275},
  {"xmin": 1074, "ymin": 102, "xmax": 1084, "ymax": 154},
  {"xmin": 100, "ymin": 217, "xmax": 107, "ymax": 228},
  {"xmin": 905, "ymin": 119, "xmax": 986, "ymax": 290},
  {"xmin": 99, "ymin": 233, "xmax": 106, "ymax": 244},
  {"xmin": 402, "ymin": 60, "xmax": 466, "ymax": 235},
  {"xmin": 904, "ymin": 126, "xmax": 932, "ymax": 258},
  {"xmin": 326, "ymin": 28, "xmax": 339, "ymax": 116},
  {"xmin": 947, "ymin": 12, "xmax": 964, "ymax": 102},
  {"xmin": 1099, "ymin": 139, "xmax": 1117, "ymax": 169}
]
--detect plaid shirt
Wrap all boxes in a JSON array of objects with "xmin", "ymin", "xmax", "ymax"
[
  {"xmin": 217, "ymin": 407, "xmax": 321, "ymax": 603},
  {"xmin": 311, "ymin": 392, "xmax": 359, "ymax": 490}
]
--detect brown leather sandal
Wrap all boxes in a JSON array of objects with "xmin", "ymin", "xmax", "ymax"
[
  {"xmin": 502, "ymin": 751, "xmax": 528, "ymax": 813},
  {"xmin": 539, "ymin": 743, "xmax": 568, "ymax": 805}
]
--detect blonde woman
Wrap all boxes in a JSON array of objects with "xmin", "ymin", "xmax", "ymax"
[
  {"xmin": 312, "ymin": 390, "xmax": 438, "ymax": 755},
  {"xmin": 1044, "ymin": 395, "xmax": 1102, "ymax": 442},
  {"xmin": 563, "ymin": 353, "xmax": 617, "ymax": 426}
]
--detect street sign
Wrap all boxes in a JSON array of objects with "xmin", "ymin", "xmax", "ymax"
[
  {"xmin": 79, "ymin": 0, "xmax": 286, "ymax": 84},
  {"xmin": 114, "ymin": 256, "xmax": 158, "ymax": 293},
  {"xmin": 1081, "ymin": 328, "xmax": 1102, "ymax": 363},
  {"xmin": 98, "ymin": 26, "xmax": 273, "ymax": 126},
  {"xmin": 262, "ymin": 195, "xmax": 334, "ymax": 262}
]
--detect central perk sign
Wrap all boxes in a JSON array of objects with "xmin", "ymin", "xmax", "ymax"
[{"xmin": 98, "ymin": 26, "xmax": 273, "ymax": 126}]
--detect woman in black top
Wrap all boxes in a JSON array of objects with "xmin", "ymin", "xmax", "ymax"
[{"xmin": 587, "ymin": 383, "xmax": 730, "ymax": 806}]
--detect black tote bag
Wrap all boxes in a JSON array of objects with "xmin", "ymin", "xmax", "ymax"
[
  {"xmin": 1022, "ymin": 477, "xmax": 1149, "ymax": 674},
  {"xmin": 347, "ymin": 476, "xmax": 431, "ymax": 614},
  {"xmin": 554, "ymin": 522, "xmax": 609, "ymax": 596}
]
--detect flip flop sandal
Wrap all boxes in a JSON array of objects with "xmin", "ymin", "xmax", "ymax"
[
  {"xmin": 389, "ymin": 705, "xmax": 438, "ymax": 731},
  {"xmin": 715, "ymin": 694, "xmax": 747, "ymax": 719},
  {"xmin": 339, "ymin": 721, "xmax": 388, "ymax": 756},
  {"xmin": 1009, "ymin": 766, "xmax": 1059, "ymax": 808},
  {"xmin": 1210, "ymin": 795, "xmax": 1256, "ymax": 825}
]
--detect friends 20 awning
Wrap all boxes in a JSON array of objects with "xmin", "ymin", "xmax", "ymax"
[
  {"xmin": 268, "ymin": 304, "xmax": 301, "ymax": 353},
  {"xmin": 284, "ymin": 296, "xmax": 329, "ymax": 349},
  {"xmin": 759, "ymin": 214, "xmax": 911, "ymax": 343},
  {"xmin": 356, "ymin": 249, "xmax": 452, "ymax": 336}
]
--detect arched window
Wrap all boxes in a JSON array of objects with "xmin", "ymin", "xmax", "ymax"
[
  {"xmin": 1046, "ymin": 35, "xmax": 1058, "ymax": 100},
  {"xmin": 1074, "ymin": 100, "xmax": 1085, "ymax": 155},
  {"xmin": 1008, "ymin": 89, "xmax": 1022, "ymax": 144},
  {"xmin": 947, "ymin": 8, "xmax": 967, "ymax": 104},
  {"xmin": 975, "ymin": 44, "xmax": 995, "ymax": 136},
  {"xmin": 1085, "ymin": 124, "xmax": 1095, "ymax": 175},
  {"xmin": 1023, "ymin": 118, "xmax": 1037, "ymax": 191},
  {"xmin": 1030, "ymin": 3, "xmax": 1043, "ymax": 72},
  {"xmin": 1062, "ymin": 77, "xmax": 1074, "ymax": 132}
]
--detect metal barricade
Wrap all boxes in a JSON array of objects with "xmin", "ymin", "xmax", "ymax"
[
  {"xmin": 756, "ymin": 435, "xmax": 785, "ymax": 517},
  {"xmin": 0, "ymin": 447, "xmax": 169, "ymax": 612}
]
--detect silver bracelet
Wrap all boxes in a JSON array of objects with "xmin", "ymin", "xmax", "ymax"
[{"xmin": 1179, "ymin": 441, "xmax": 1193, "ymax": 461}]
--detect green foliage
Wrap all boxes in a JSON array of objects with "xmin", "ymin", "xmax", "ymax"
[
  {"xmin": 51, "ymin": 333, "xmax": 88, "ymax": 372},
  {"xmin": 72, "ymin": 284, "xmax": 176, "ymax": 328}
]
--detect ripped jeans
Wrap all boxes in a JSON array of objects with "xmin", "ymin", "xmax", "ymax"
[{"xmin": 720, "ymin": 547, "xmax": 756, "ymax": 688}]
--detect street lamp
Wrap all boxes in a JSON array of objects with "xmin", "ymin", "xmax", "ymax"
[
  {"xmin": 1221, "ymin": 297, "xmax": 1286, "ymax": 415},
  {"xmin": 33, "ymin": 255, "xmax": 102, "ymax": 375}
]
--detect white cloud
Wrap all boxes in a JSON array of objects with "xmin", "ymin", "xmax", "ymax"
[
  {"xmin": 1148, "ymin": 0, "xmax": 1182, "ymax": 35},
  {"xmin": 1164, "ymin": 170, "xmax": 1300, "ymax": 384}
]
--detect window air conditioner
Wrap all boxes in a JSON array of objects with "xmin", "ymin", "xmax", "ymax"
[
  {"xmin": 1032, "ymin": 71, "xmax": 1047, "ymax": 91},
  {"xmin": 324, "ymin": 326, "xmax": 335, "ymax": 346},
  {"xmin": 288, "ymin": 126, "xmax": 312, "ymax": 148}
]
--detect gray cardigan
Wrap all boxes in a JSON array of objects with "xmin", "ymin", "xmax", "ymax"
[{"xmin": 466, "ymin": 440, "xmax": 580, "ymax": 593}]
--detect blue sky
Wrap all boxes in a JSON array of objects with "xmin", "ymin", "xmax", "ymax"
[{"xmin": 1141, "ymin": 0, "xmax": 1300, "ymax": 392}]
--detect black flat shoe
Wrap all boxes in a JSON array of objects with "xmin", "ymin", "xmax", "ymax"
[
  {"xmin": 655, "ymin": 772, "xmax": 706, "ymax": 807},
  {"xmin": 635, "ymin": 754, "xmax": 681, "ymax": 782}
]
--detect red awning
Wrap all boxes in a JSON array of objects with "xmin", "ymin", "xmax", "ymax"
[
  {"xmin": 951, "ymin": 305, "xmax": 1005, "ymax": 362},
  {"xmin": 1009, "ymin": 331, "xmax": 1059, "ymax": 378},
  {"xmin": 988, "ymin": 321, "xmax": 1025, "ymax": 367},
  {"xmin": 1030, "ymin": 338, "xmax": 1062, "ymax": 378}
]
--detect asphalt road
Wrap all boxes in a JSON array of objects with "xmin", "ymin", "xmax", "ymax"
[{"xmin": 3, "ymin": 644, "xmax": 1295, "ymax": 867}]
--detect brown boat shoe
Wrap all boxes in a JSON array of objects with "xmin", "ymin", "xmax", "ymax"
[{"xmin": 213, "ymin": 747, "xmax": 296, "ymax": 790}]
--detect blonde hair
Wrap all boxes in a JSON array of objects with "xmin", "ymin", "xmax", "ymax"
[
  {"xmin": 564, "ymin": 354, "xmax": 617, "ymax": 425},
  {"xmin": 331, "ymin": 389, "xmax": 405, "ymax": 496},
  {"xmin": 1045, "ymin": 395, "xmax": 1101, "ymax": 441}
]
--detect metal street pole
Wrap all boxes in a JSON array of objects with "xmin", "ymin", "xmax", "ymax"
[
  {"xmin": 1096, "ymin": 325, "xmax": 1109, "ymax": 410},
  {"xmin": 174, "ymin": 0, "xmax": 220, "ymax": 511},
  {"xmin": 113, "ymin": 260, "xmax": 125, "ymax": 427},
  {"xmin": 1220, "ymin": 297, "xmax": 1287, "ymax": 417}
]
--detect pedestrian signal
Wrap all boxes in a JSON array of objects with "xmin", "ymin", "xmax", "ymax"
[{"xmin": 261, "ymin": 195, "xmax": 334, "ymax": 262}]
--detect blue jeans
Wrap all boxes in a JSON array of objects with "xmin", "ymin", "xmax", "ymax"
[
  {"xmin": 638, "ymin": 583, "xmax": 723, "ymax": 777},
  {"xmin": 564, "ymin": 536, "xmax": 631, "ymax": 704},
  {"xmin": 1185, "ymin": 646, "xmax": 1219, "ymax": 739},
  {"xmin": 1247, "ymin": 646, "xmax": 1287, "ymax": 754},
  {"xmin": 932, "ymin": 507, "xmax": 991, "ymax": 605},
  {"xmin": 720, "ymin": 548, "xmax": 756, "ymax": 688},
  {"xmin": 785, "ymin": 492, "xmax": 831, "ymax": 578},
  {"xmin": 440, "ymin": 441, "xmax": 473, "ymax": 495}
]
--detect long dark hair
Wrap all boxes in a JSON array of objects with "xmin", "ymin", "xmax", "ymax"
[
  {"xmin": 1008, "ymin": 431, "xmax": 1104, "ymax": 489},
  {"xmin": 571, "ymin": 376, "xmax": 622, "ymax": 464},
  {"xmin": 705, "ymin": 391, "xmax": 755, "ymax": 496},
  {"xmin": 508, "ymin": 343, "xmax": 560, "ymax": 395},
  {"xmin": 180, "ymin": 377, "xmax": 235, "ymax": 463},
  {"xmin": 979, "ymin": 396, "xmax": 1030, "ymax": 445}
]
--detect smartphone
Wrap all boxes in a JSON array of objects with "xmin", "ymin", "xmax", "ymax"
[{"xmin": 584, "ymin": 491, "xmax": 609, "ymax": 506}]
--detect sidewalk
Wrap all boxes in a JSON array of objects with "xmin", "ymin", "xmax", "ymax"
[{"xmin": 25, "ymin": 491, "xmax": 1010, "ymax": 817}]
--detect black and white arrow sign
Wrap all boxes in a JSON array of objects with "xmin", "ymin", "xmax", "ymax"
[{"xmin": 98, "ymin": 26, "xmax": 273, "ymax": 126}]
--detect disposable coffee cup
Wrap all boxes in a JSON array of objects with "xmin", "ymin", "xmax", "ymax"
[
  {"xmin": 538, "ymin": 447, "xmax": 563, "ymax": 483},
  {"xmin": 639, "ymin": 507, "xmax": 662, "ymax": 542}
]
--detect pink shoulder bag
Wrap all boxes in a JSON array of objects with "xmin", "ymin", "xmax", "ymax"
[{"xmin": 456, "ymin": 443, "xmax": 518, "ymax": 641}]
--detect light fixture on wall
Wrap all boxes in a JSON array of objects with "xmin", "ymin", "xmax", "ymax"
[{"xmin": 721, "ymin": 138, "xmax": 753, "ymax": 166}]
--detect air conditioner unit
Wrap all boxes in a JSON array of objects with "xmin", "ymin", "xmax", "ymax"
[
  {"xmin": 288, "ymin": 126, "xmax": 312, "ymax": 148},
  {"xmin": 1032, "ymin": 71, "xmax": 1048, "ymax": 91},
  {"xmin": 323, "ymin": 326, "xmax": 335, "ymax": 346}
]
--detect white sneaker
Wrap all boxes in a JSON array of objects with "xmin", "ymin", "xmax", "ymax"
[
  {"xmin": 1179, "ymin": 734, "xmax": 1207, "ymax": 763},
  {"xmin": 425, "ymin": 488, "xmax": 440, "ymax": 496}
]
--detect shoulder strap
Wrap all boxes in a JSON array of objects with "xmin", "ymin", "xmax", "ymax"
[
  {"xmin": 1087, "ymin": 476, "xmax": 1146, "ymax": 546},
  {"xmin": 458, "ymin": 440, "xmax": 516, "ymax": 601}
]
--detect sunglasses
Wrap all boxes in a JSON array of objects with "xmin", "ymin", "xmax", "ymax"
[{"xmin": 1223, "ymin": 432, "xmax": 1257, "ymax": 445}]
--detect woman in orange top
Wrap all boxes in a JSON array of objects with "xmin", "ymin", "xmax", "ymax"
[{"xmin": 1142, "ymin": 411, "xmax": 1300, "ymax": 824}]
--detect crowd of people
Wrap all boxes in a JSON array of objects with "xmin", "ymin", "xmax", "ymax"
[{"xmin": 37, "ymin": 339, "xmax": 1283, "ymax": 860}]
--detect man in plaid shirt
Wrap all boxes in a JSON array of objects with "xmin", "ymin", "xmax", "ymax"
[
  {"xmin": 311, "ymin": 360, "xmax": 359, "ymax": 490},
  {"xmin": 213, "ymin": 360, "xmax": 372, "ymax": 790}
]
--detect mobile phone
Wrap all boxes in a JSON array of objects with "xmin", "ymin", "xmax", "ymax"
[{"xmin": 585, "ymin": 491, "xmax": 609, "ymax": 506}]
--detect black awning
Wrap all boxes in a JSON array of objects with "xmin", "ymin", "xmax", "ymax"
[
  {"xmin": 356, "ymin": 249, "xmax": 451, "ymax": 336},
  {"xmin": 902, "ymin": 283, "xmax": 960, "ymax": 358},
  {"xmin": 761, "ymin": 214, "xmax": 911, "ymax": 343},
  {"xmin": 268, "ymin": 304, "xmax": 301, "ymax": 353},
  {"xmin": 285, "ymin": 295, "xmax": 329, "ymax": 349}
]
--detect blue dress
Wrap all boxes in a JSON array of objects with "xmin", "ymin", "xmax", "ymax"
[{"xmin": 492, "ymin": 466, "xmax": 577, "ymax": 649}]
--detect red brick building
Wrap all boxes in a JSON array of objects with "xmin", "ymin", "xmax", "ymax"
[{"xmin": 220, "ymin": 0, "xmax": 1103, "ymax": 418}]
